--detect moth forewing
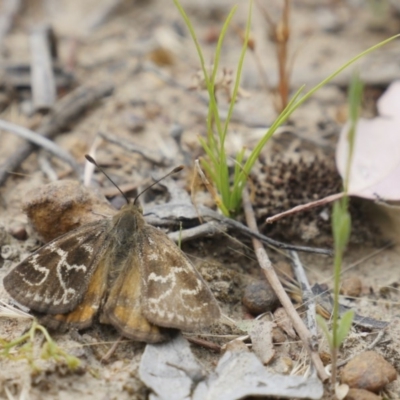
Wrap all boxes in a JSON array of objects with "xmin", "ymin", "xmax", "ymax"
[
  {"xmin": 40, "ymin": 258, "xmax": 110, "ymax": 331},
  {"xmin": 139, "ymin": 225, "xmax": 221, "ymax": 330},
  {"xmin": 3, "ymin": 220, "xmax": 109, "ymax": 315}
]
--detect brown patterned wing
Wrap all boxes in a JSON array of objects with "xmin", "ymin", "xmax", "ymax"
[
  {"xmin": 139, "ymin": 225, "xmax": 221, "ymax": 331},
  {"xmin": 101, "ymin": 252, "xmax": 174, "ymax": 343},
  {"xmin": 3, "ymin": 220, "xmax": 109, "ymax": 314},
  {"xmin": 39, "ymin": 258, "xmax": 109, "ymax": 330}
]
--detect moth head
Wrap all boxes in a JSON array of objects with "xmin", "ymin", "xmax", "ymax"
[{"xmin": 85, "ymin": 155, "xmax": 184, "ymax": 208}]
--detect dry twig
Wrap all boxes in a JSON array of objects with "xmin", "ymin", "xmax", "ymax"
[
  {"xmin": 289, "ymin": 250, "xmax": 319, "ymax": 377},
  {"xmin": 0, "ymin": 0, "xmax": 22, "ymax": 52},
  {"xmin": 266, "ymin": 192, "xmax": 344, "ymax": 224},
  {"xmin": 0, "ymin": 82, "xmax": 114, "ymax": 186},
  {"xmin": 0, "ymin": 118, "xmax": 80, "ymax": 176},
  {"xmin": 185, "ymin": 336, "xmax": 221, "ymax": 353},
  {"xmin": 242, "ymin": 187, "xmax": 328, "ymax": 382},
  {"xmin": 29, "ymin": 25, "xmax": 57, "ymax": 112}
]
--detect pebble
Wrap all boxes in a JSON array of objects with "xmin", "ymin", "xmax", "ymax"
[
  {"xmin": 345, "ymin": 388, "xmax": 382, "ymax": 400},
  {"xmin": 242, "ymin": 280, "xmax": 279, "ymax": 315},
  {"xmin": 341, "ymin": 351, "xmax": 397, "ymax": 392},
  {"xmin": 341, "ymin": 276, "xmax": 362, "ymax": 297},
  {"xmin": 23, "ymin": 180, "xmax": 115, "ymax": 241},
  {"xmin": 271, "ymin": 327, "xmax": 286, "ymax": 344},
  {"xmin": 8, "ymin": 224, "xmax": 28, "ymax": 241}
]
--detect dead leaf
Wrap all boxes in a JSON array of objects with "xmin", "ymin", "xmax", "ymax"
[
  {"xmin": 336, "ymin": 80, "xmax": 400, "ymax": 200},
  {"xmin": 139, "ymin": 334, "xmax": 205, "ymax": 400},
  {"xmin": 192, "ymin": 344, "xmax": 324, "ymax": 399}
]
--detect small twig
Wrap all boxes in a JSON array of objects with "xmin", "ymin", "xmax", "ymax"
[
  {"xmin": 145, "ymin": 202, "xmax": 333, "ymax": 255},
  {"xmin": 0, "ymin": 82, "xmax": 114, "ymax": 187},
  {"xmin": 289, "ymin": 250, "xmax": 319, "ymax": 377},
  {"xmin": 0, "ymin": 0, "xmax": 22, "ymax": 52},
  {"xmin": 242, "ymin": 186, "xmax": 328, "ymax": 382},
  {"xmin": 1, "ymin": 62, "xmax": 73, "ymax": 90},
  {"xmin": 266, "ymin": 192, "xmax": 345, "ymax": 224},
  {"xmin": 256, "ymin": 0, "xmax": 291, "ymax": 111},
  {"xmin": 29, "ymin": 25, "xmax": 57, "ymax": 112},
  {"xmin": 168, "ymin": 220, "xmax": 227, "ymax": 243},
  {"xmin": 0, "ymin": 119, "xmax": 80, "ymax": 176},
  {"xmin": 101, "ymin": 336, "xmax": 124, "ymax": 363},
  {"xmin": 185, "ymin": 336, "xmax": 221, "ymax": 353},
  {"xmin": 37, "ymin": 153, "xmax": 58, "ymax": 181}
]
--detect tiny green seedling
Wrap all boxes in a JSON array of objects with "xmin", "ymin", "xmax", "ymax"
[
  {"xmin": 0, "ymin": 319, "xmax": 80, "ymax": 372},
  {"xmin": 317, "ymin": 73, "xmax": 364, "ymax": 386}
]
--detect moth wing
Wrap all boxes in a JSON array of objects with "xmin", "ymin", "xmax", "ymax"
[
  {"xmin": 101, "ymin": 252, "xmax": 173, "ymax": 343},
  {"xmin": 39, "ymin": 258, "xmax": 109, "ymax": 330},
  {"xmin": 139, "ymin": 226, "xmax": 221, "ymax": 331},
  {"xmin": 3, "ymin": 220, "xmax": 109, "ymax": 314}
]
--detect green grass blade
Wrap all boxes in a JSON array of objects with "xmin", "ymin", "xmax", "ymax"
[
  {"xmin": 335, "ymin": 310, "xmax": 355, "ymax": 347},
  {"xmin": 222, "ymin": 0, "xmax": 252, "ymax": 145},
  {"xmin": 208, "ymin": 7, "xmax": 238, "ymax": 138}
]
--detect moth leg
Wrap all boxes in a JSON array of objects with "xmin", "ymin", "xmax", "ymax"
[
  {"xmin": 40, "ymin": 260, "xmax": 108, "ymax": 331},
  {"xmin": 100, "ymin": 257, "xmax": 175, "ymax": 343}
]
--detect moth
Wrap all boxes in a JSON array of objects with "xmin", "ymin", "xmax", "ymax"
[{"xmin": 3, "ymin": 156, "xmax": 220, "ymax": 343}]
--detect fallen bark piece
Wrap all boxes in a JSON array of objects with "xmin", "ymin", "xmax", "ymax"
[
  {"xmin": 192, "ymin": 345, "xmax": 324, "ymax": 400},
  {"xmin": 341, "ymin": 351, "xmax": 397, "ymax": 392},
  {"xmin": 139, "ymin": 334, "xmax": 205, "ymax": 400}
]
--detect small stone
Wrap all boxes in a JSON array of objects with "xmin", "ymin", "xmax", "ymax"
[
  {"xmin": 8, "ymin": 224, "xmax": 28, "ymax": 241},
  {"xmin": 319, "ymin": 351, "xmax": 332, "ymax": 366},
  {"xmin": 124, "ymin": 112, "xmax": 146, "ymax": 133},
  {"xmin": 271, "ymin": 327, "xmax": 286, "ymax": 344},
  {"xmin": 1, "ymin": 244, "xmax": 19, "ymax": 260},
  {"xmin": 341, "ymin": 351, "xmax": 397, "ymax": 392},
  {"xmin": 345, "ymin": 388, "xmax": 382, "ymax": 400},
  {"xmin": 242, "ymin": 280, "xmax": 279, "ymax": 315},
  {"xmin": 341, "ymin": 276, "xmax": 362, "ymax": 297},
  {"xmin": 23, "ymin": 180, "xmax": 115, "ymax": 242}
]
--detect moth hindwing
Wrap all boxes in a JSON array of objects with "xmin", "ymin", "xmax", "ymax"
[{"xmin": 4, "ymin": 201, "xmax": 220, "ymax": 343}]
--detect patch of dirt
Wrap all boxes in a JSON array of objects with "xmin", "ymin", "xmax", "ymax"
[{"xmin": 0, "ymin": 0, "xmax": 399, "ymax": 398}]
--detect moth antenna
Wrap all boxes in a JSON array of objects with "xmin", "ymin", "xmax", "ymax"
[
  {"xmin": 85, "ymin": 155, "xmax": 184, "ymax": 205},
  {"xmin": 133, "ymin": 165, "xmax": 184, "ymax": 205},
  {"xmin": 85, "ymin": 154, "xmax": 130, "ymax": 204}
]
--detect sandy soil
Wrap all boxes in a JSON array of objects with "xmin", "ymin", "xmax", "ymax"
[{"xmin": 0, "ymin": 1, "xmax": 399, "ymax": 399}]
